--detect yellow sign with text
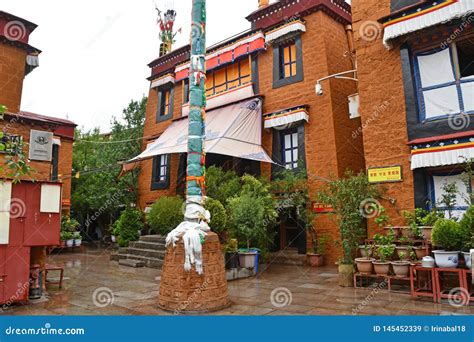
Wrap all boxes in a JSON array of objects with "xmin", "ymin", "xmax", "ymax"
[{"xmin": 368, "ymin": 166, "xmax": 402, "ymax": 184}]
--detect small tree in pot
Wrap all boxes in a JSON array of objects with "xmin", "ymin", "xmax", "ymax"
[
  {"xmin": 432, "ymin": 218, "xmax": 462, "ymax": 268},
  {"xmin": 373, "ymin": 244, "xmax": 396, "ymax": 276},
  {"xmin": 317, "ymin": 171, "xmax": 383, "ymax": 286},
  {"xmin": 307, "ymin": 232, "xmax": 331, "ymax": 267}
]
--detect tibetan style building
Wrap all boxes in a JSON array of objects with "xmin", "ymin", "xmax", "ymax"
[
  {"xmin": 135, "ymin": 0, "xmax": 364, "ymax": 264},
  {"xmin": 352, "ymin": 0, "xmax": 474, "ymax": 234}
]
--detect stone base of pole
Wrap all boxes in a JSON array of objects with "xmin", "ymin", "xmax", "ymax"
[{"xmin": 158, "ymin": 232, "xmax": 230, "ymax": 313}]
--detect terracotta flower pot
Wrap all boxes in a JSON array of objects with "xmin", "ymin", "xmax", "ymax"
[
  {"xmin": 391, "ymin": 261, "xmax": 410, "ymax": 278},
  {"xmin": 307, "ymin": 253, "xmax": 324, "ymax": 267},
  {"xmin": 414, "ymin": 246, "xmax": 429, "ymax": 260},
  {"xmin": 421, "ymin": 226, "xmax": 433, "ymax": 241},
  {"xmin": 399, "ymin": 227, "xmax": 414, "ymax": 239},
  {"xmin": 396, "ymin": 246, "xmax": 410, "ymax": 261},
  {"xmin": 373, "ymin": 261, "xmax": 391, "ymax": 276},
  {"xmin": 338, "ymin": 263, "xmax": 354, "ymax": 287},
  {"xmin": 355, "ymin": 258, "xmax": 375, "ymax": 275}
]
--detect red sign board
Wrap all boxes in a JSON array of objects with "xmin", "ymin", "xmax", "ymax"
[{"xmin": 312, "ymin": 202, "xmax": 334, "ymax": 213}]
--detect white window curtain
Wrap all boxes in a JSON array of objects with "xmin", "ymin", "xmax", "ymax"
[
  {"xmin": 432, "ymin": 174, "xmax": 470, "ymax": 219},
  {"xmin": 417, "ymin": 49, "xmax": 455, "ymax": 87},
  {"xmin": 461, "ymin": 81, "xmax": 474, "ymax": 113},
  {"xmin": 417, "ymin": 48, "xmax": 460, "ymax": 120}
]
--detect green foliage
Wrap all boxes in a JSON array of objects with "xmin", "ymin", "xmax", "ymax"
[
  {"xmin": 374, "ymin": 206, "xmax": 390, "ymax": 228},
  {"xmin": 0, "ymin": 104, "xmax": 33, "ymax": 183},
  {"xmin": 460, "ymin": 157, "xmax": 474, "ymax": 205},
  {"xmin": 228, "ymin": 175, "xmax": 277, "ymax": 249},
  {"xmin": 460, "ymin": 206, "xmax": 474, "ymax": 251},
  {"xmin": 438, "ymin": 182, "xmax": 459, "ymax": 219},
  {"xmin": 60, "ymin": 231, "xmax": 73, "ymax": 241},
  {"xmin": 71, "ymin": 97, "xmax": 146, "ymax": 229},
  {"xmin": 72, "ymin": 232, "xmax": 82, "ymax": 240},
  {"xmin": 432, "ymin": 218, "xmax": 462, "ymax": 251},
  {"xmin": 115, "ymin": 208, "xmax": 144, "ymax": 247},
  {"xmin": 205, "ymin": 166, "xmax": 242, "ymax": 206},
  {"xmin": 310, "ymin": 233, "xmax": 331, "ymax": 255},
  {"xmin": 147, "ymin": 196, "xmax": 184, "ymax": 236},
  {"xmin": 373, "ymin": 230, "xmax": 395, "ymax": 246},
  {"xmin": 377, "ymin": 244, "xmax": 396, "ymax": 263},
  {"xmin": 225, "ymin": 238, "xmax": 238, "ymax": 253},
  {"xmin": 317, "ymin": 171, "xmax": 382, "ymax": 264},
  {"xmin": 272, "ymin": 168, "xmax": 315, "ymax": 231},
  {"xmin": 61, "ymin": 215, "xmax": 80, "ymax": 233},
  {"xmin": 204, "ymin": 197, "xmax": 227, "ymax": 233}
]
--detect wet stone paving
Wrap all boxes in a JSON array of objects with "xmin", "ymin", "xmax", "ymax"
[{"xmin": 2, "ymin": 248, "xmax": 473, "ymax": 316}]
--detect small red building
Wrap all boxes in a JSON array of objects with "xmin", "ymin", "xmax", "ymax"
[{"xmin": 0, "ymin": 11, "xmax": 75, "ymax": 305}]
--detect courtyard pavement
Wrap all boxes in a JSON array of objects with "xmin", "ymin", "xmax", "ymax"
[{"xmin": 2, "ymin": 248, "xmax": 473, "ymax": 316}]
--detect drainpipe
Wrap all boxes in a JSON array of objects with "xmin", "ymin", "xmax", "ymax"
[{"xmin": 345, "ymin": 25, "xmax": 357, "ymax": 70}]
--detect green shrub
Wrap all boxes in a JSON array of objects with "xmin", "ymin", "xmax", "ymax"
[
  {"xmin": 205, "ymin": 197, "xmax": 227, "ymax": 233},
  {"xmin": 147, "ymin": 196, "xmax": 184, "ymax": 235},
  {"xmin": 432, "ymin": 218, "xmax": 462, "ymax": 251},
  {"xmin": 205, "ymin": 166, "xmax": 242, "ymax": 205},
  {"xmin": 460, "ymin": 206, "xmax": 474, "ymax": 251},
  {"xmin": 116, "ymin": 208, "xmax": 144, "ymax": 247},
  {"xmin": 228, "ymin": 175, "xmax": 277, "ymax": 249},
  {"xmin": 61, "ymin": 215, "xmax": 80, "ymax": 233}
]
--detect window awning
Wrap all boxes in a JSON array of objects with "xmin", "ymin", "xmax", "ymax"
[
  {"xmin": 410, "ymin": 137, "xmax": 474, "ymax": 170},
  {"xmin": 265, "ymin": 20, "xmax": 306, "ymax": 44},
  {"xmin": 263, "ymin": 106, "xmax": 309, "ymax": 130},
  {"xmin": 129, "ymin": 98, "xmax": 274, "ymax": 164},
  {"xmin": 381, "ymin": 0, "xmax": 474, "ymax": 48}
]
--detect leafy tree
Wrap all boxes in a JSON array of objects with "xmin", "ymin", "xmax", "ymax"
[
  {"xmin": 205, "ymin": 166, "xmax": 242, "ymax": 206},
  {"xmin": 204, "ymin": 197, "xmax": 227, "ymax": 234},
  {"xmin": 317, "ymin": 171, "xmax": 382, "ymax": 265},
  {"xmin": 0, "ymin": 105, "xmax": 32, "ymax": 183},
  {"xmin": 71, "ymin": 97, "xmax": 147, "ymax": 237}
]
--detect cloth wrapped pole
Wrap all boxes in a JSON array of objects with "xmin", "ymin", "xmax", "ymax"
[{"xmin": 165, "ymin": 0, "xmax": 209, "ymax": 275}]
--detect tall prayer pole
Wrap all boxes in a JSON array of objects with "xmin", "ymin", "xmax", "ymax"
[{"xmin": 158, "ymin": 0, "xmax": 230, "ymax": 313}]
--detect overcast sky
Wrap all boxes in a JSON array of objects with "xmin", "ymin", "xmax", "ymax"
[{"xmin": 2, "ymin": 0, "xmax": 272, "ymax": 132}]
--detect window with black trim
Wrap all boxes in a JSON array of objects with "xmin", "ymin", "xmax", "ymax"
[
  {"xmin": 273, "ymin": 36, "xmax": 303, "ymax": 88},
  {"xmin": 282, "ymin": 128, "xmax": 299, "ymax": 170},
  {"xmin": 280, "ymin": 42, "xmax": 297, "ymax": 79},
  {"xmin": 151, "ymin": 154, "xmax": 170, "ymax": 190},
  {"xmin": 156, "ymin": 86, "xmax": 174, "ymax": 122}
]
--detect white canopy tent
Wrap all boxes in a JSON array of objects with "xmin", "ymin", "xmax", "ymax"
[{"xmin": 130, "ymin": 98, "xmax": 274, "ymax": 164}]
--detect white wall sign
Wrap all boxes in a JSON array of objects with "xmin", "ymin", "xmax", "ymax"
[
  {"xmin": 0, "ymin": 181, "xmax": 12, "ymax": 245},
  {"xmin": 29, "ymin": 130, "xmax": 53, "ymax": 161},
  {"xmin": 40, "ymin": 184, "xmax": 61, "ymax": 213}
]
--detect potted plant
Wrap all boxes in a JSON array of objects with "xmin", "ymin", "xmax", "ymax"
[
  {"xmin": 224, "ymin": 239, "xmax": 239, "ymax": 269},
  {"xmin": 358, "ymin": 243, "xmax": 372, "ymax": 258},
  {"xmin": 64, "ymin": 232, "xmax": 74, "ymax": 247},
  {"xmin": 373, "ymin": 244, "xmax": 395, "ymax": 276},
  {"xmin": 59, "ymin": 231, "xmax": 68, "ymax": 247},
  {"xmin": 229, "ymin": 176, "xmax": 277, "ymax": 270},
  {"xmin": 391, "ymin": 259, "xmax": 410, "ymax": 278},
  {"xmin": 432, "ymin": 218, "xmax": 462, "ymax": 268},
  {"xmin": 413, "ymin": 246, "xmax": 429, "ymax": 259},
  {"xmin": 317, "ymin": 172, "xmax": 382, "ymax": 287},
  {"xmin": 307, "ymin": 233, "xmax": 330, "ymax": 267},
  {"xmin": 72, "ymin": 232, "xmax": 82, "ymax": 247},
  {"xmin": 460, "ymin": 206, "xmax": 474, "ymax": 268},
  {"xmin": 355, "ymin": 244, "xmax": 375, "ymax": 274}
]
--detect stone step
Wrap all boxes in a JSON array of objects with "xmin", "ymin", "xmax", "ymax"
[
  {"xmin": 130, "ymin": 241, "xmax": 166, "ymax": 250},
  {"xmin": 123, "ymin": 248, "xmax": 165, "ymax": 259},
  {"xmin": 113, "ymin": 253, "xmax": 164, "ymax": 269},
  {"xmin": 119, "ymin": 259, "xmax": 145, "ymax": 268},
  {"xmin": 139, "ymin": 235, "xmax": 166, "ymax": 243},
  {"xmin": 268, "ymin": 251, "xmax": 307, "ymax": 266}
]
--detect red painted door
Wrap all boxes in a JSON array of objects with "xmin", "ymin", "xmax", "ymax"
[
  {"xmin": 0, "ymin": 247, "xmax": 6, "ymax": 304},
  {"xmin": 8, "ymin": 183, "xmax": 27, "ymax": 247},
  {"xmin": 3, "ymin": 247, "xmax": 30, "ymax": 304},
  {"xmin": 22, "ymin": 184, "xmax": 61, "ymax": 247}
]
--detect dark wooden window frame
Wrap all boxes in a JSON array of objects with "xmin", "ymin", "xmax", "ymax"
[
  {"xmin": 151, "ymin": 154, "xmax": 171, "ymax": 190},
  {"xmin": 272, "ymin": 35, "xmax": 304, "ymax": 89}
]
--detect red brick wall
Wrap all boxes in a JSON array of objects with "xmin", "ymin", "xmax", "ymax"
[
  {"xmin": 352, "ymin": 0, "xmax": 415, "ymax": 236},
  {"xmin": 0, "ymin": 119, "xmax": 74, "ymax": 211},
  {"xmin": 0, "ymin": 43, "xmax": 26, "ymax": 113}
]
